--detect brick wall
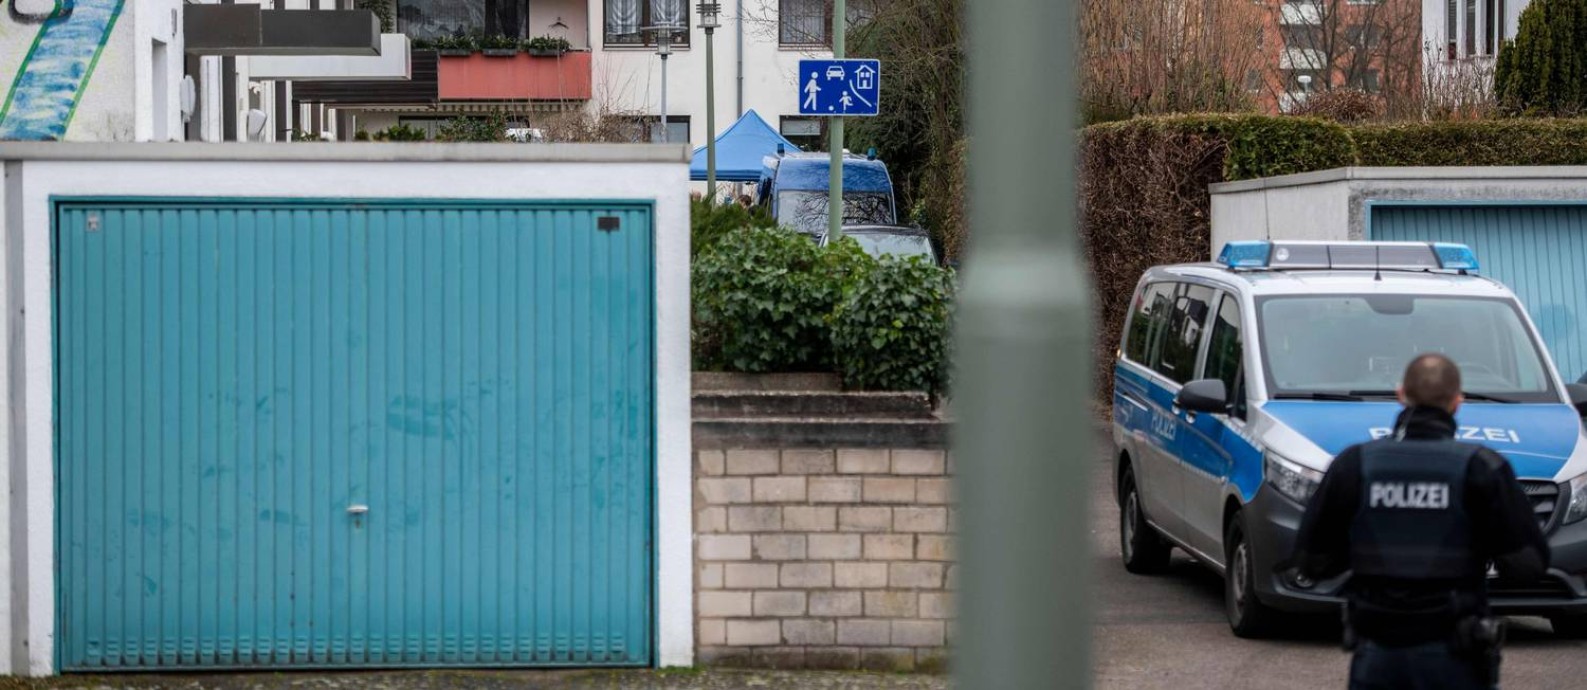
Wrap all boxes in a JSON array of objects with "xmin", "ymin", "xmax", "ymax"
[{"xmin": 694, "ymin": 448, "xmax": 955, "ymax": 671}]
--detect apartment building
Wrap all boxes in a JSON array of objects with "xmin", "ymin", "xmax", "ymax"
[
  {"xmin": 301, "ymin": 0, "xmax": 838, "ymax": 150},
  {"xmin": 0, "ymin": 0, "xmax": 838, "ymax": 148}
]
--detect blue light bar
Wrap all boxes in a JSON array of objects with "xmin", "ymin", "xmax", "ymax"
[
  {"xmin": 1217, "ymin": 241, "xmax": 1273, "ymax": 268},
  {"xmin": 1215, "ymin": 240, "xmax": 1479, "ymax": 272},
  {"xmin": 1432, "ymin": 243, "xmax": 1480, "ymax": 271}
]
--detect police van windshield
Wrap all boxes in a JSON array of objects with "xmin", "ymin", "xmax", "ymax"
[
  {"xmin": 1257, "ymin": 295, "xmax": 1558, "ymax": 403},
  {"xmin": 778, "ymin": 191, "xmax": 895, "ymax": 234}
]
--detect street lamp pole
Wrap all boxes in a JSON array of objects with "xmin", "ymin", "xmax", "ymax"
[
  {"xmin": 700, "ymin": 3, "xmax": 722, "ymax": 206},
  {"xmin": 827, "ymin": 0, "xmax": 845, "ymax": 241},
  {"xmin": 645, "ymin": 25, "xmax": 679, "ymax": 143}
]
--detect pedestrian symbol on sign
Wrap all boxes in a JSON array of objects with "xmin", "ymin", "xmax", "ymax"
[{"xmin": 803, "ymin": 72, "xmax": 822, "ymax": 111}]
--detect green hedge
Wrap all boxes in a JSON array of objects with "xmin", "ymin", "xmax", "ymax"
[{"xmin": 1353, "ymin": 120, "xmax": 1587, "ymax": 166}]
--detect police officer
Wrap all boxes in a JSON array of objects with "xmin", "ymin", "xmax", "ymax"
[{"xmin": 1289, "ymin": 353, "xmax": 1550, "ymax": 690}]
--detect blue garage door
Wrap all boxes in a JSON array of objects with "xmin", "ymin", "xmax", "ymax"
[
  {"xmin": 1372, "ymin": 204, "xmax": 1587, "ymax": 382},
  {"xmin": 54, "ymin": 201, "xmax": 654, "ymax": 669}
]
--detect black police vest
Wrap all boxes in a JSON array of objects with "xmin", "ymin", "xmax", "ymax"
[{"xmin": 1349, "ymin": 438, "xmax": 1483, "ymax": 580}]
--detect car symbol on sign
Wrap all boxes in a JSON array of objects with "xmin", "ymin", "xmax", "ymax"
[{"xmin": 825, "ymin": 65, "xmax": 845, "ymax": 79}]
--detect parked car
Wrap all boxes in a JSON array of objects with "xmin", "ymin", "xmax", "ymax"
[
  {"xmin": 820, "ymin": 225, "xmax": 937, "ymax": 264},
  {"xmin": 1114, "ymin": 240, "xmax": 1587, "ymax": 639},
  {"xmin": 756, "ymin": 151, "xmax": 897, "ymax": 237}
]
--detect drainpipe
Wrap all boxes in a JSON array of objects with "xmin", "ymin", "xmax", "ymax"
[{"xmin": 735, "ymin": 0, "xmax": 743, "ymax": 117}]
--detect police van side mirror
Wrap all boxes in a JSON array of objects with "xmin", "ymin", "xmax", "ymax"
[
  {"xmin": 1567, "ymin": 383, "xmax": 1587, "ymax": 418},
  {"xmin": 1177, "ymin": 379, "xmax": 1229, "ymax": 415}
]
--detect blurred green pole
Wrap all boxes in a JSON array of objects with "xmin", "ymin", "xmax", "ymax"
[
  {"xmin": 827, "ymin": 0, "xmax": 845, "ymax": 241},
  {"xmin": 955, "ymin": 0, "xmax": 1091, "ymax": 687}
]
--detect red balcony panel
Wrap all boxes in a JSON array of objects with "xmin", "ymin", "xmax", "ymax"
[{"xmin": 438, "ymin": 52, "xmax": 593, "ymax": 101}]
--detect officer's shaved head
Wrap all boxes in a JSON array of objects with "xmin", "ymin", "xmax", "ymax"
[{"xmin": 1400, "ymin": 353, "xmax": 1463, "ymax": 412}]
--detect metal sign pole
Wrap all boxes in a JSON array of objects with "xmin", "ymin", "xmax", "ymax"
[
  {"xmin": 955, "ymin": 0, "xmax": 1091, "ymax": 688},
  {"xmin": 827, "ymin": 0, "xmax": 845, "ymax": 241}
]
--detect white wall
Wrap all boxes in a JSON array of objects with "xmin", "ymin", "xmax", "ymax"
[
  {"xmin": 134, "ymin": 0, "xmax": 186, "ymax": 142},
  {"xmin": 1210, "ymin": 176, "xmax": 1354, "ymax": 255},
  {"xmin": 0, "ymin": 145, "xmax": 694, "ymax": 674},
  {"xmin": 1209, "ymin": 167, "xmax": 1587, "ymax": 255}
]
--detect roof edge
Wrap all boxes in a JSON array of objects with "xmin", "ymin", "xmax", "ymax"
[
  {"xmin": 1210, "ymin": 166, "xmax": 1587, "ymax": 194},
  {"xmin": 0, "ymin": 142, "xmax": 691, "ymax": 164}
]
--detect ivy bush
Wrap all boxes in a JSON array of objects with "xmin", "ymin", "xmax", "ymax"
[
  {"xmin": 692, "ymin": 228, "xmax": 875, "ymax": 373},
  {"xmin": 831, "ymin": 257, "xmax": 955, "ymax": 396},
  {"xmin": 690, "ymin": 198, "xmax": 777, "ymax": 258}
]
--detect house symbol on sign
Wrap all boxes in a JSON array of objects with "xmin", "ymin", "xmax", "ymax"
[{"xmin": 854, "ymin": 64, "xmax": 876, "ymax": 91}]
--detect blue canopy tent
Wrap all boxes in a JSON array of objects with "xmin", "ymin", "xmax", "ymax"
[{"xmin": 690, "ymin": 110, "xmax": 802, "ymax": 182}]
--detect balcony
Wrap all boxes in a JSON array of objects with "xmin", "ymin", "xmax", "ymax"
[{"xmin": 438, "ymin": 51, "xmax": 593, "ymax": 101}]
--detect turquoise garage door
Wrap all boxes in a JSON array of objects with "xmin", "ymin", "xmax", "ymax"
[
  {"xmin": 1372, "ymin": 204, "xmax": 1587, "ymax": 383},
  {"xmin": 54, "ymin": 201, "xmax": 654, "ymax": 670}
]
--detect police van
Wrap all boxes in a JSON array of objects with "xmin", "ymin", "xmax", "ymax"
[{"xmin": 1113, "ymin": 240, "xmax": 1587, "ymax": 638}]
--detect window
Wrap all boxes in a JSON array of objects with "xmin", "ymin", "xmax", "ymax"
[
  {"xmin": 1446, "ymin": 0, "xmax": 1458, "ymax": 58},
  {"xmin": 1124, "ymin": 283, "xmax": 1174, "ymax": 366},
  {"xmin": 1202, "ymin": 294, "xmax": 1246, "ymax": 418},
  {"xmin": 781, "ymin": 0, "xmax": 829, "ymax": 45},
  {"xmin": 1155, "ymin": 284, "xmax": 1214, "ymax": 384},
  {"xmin": 1345, "ymin": 24, "xmax": 1383, "ymax": 51},
  {"xmin": 625, "ymin": 115, "xmax": 690, "ymax": 143},
  {"xmin": 779, "ymin": 0, "xmax": 878, "ymax": 47},
  {"xmin": 1258, "ymin": 295, "xmax": 1556, "ymax": 402},
  {"xmin": 1244, "ymin": 69, "xmax": 1264, "ymax": 94},
  {"xmin": 604, "ymin": 0, "xmax": 689, "ymax": 47},
  {"xmin": 1483, "ymin": 0, "xmax": 1505, "ymax": 54},
  {"xmin": 1280, "ymin": 25, "xmax": 1322, "ymax": 49},
  {"xmin": 1464, "ymin": 0, "xmax": 1476, "ymax": 57},
  {"xmin": 648, "ymin": 116, "xmax": 689, "ymax": 144},
  {"xmin": 1347, "ymin": 69, "xmax": 1381, "ymax": 93},
  {"xmin": 780, "ymin": 116, "xmax": 824, "ymax": 151},
  {"xmin": 398, "ymin": 0, "xmax": 530, "ymax": 40}
]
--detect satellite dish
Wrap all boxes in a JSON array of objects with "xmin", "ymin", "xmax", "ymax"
[
  {"xmin": 179, "ymin": 76, "xmax": 196, "ymax": 123},
  {"xmin": 246, "ymin": 109, "xmax": 268, "ymax": 141}
]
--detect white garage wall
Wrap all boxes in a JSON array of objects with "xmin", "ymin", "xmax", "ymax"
[{"xmin": 0, "ymin": 143, "xmax": 694, "ymax": 675}]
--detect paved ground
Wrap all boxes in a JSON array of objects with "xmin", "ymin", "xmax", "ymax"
[
  {"xmin": 0, "ymin": 669, "xmax": 946, "ymax": 690},
  {"xmin": 1088, "ymin": 452, "xmax": 1587, "ymax": 689},
  {"xmin": 15, "ymin": 449, "xmax": 1587, "ymax": 689}
]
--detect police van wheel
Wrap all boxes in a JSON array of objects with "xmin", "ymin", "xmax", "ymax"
[
  {"xmin": 1225, "ymin": 516, "xmax": 1282, "ymax": 638},
  {"xmin": 1550, "ymin": 615, "xmax": 1587, "ymax": 638},
  {"xmin": 1120, "ymin": 470, "xmax": 1171, "ymax": 574}
]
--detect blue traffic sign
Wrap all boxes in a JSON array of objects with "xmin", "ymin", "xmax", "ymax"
[{"xmin": 797, "ymin": 59, "xmax": 881, "ymax": 117}]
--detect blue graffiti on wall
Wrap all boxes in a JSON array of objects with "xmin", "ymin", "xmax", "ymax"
[{"xmin": 0, "ymin": 0, "xmax": 126, "ymax": 141}]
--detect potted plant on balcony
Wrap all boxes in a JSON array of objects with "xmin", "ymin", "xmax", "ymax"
[
  {"xmin": 433, "ymin": 34, "xmax": 477, "ymax": 57},
  {"xmin": 480, "ymin": 34, "xmax": 520, "ymax": 57},
  {"xmin": 524, "ymin": 35, "xmax": 571, "ymax": 57}
]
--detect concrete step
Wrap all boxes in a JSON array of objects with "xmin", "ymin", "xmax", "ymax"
[
  {"xmin": 694, "ymin": 417, "xmax": 948, "ymax": 450},
  {"xmin": 693, "ymin": 372, "xmax": 842, "ymax": 393},
  {"xmin": 693, "ymin": 391, "xmax": 934, "ymax": 420}
]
